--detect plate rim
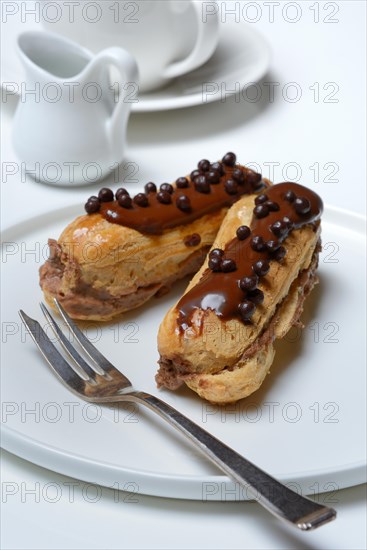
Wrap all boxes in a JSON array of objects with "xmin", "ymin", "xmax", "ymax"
[{"xmin": 2, "ymin": 424, "xmax": 366, "ymax": 500}]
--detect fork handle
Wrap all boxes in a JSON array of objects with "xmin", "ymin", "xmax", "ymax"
[{"xmin": 126, "ymin": 391, "xmax": 336, "ymax": 530}]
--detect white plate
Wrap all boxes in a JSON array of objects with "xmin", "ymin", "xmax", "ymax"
[
  {"xmin": 1, "ymin": 205, "xmax": 366, "ymax": 500},
  {"xmin": 1, "ymin": 18, "xmax": 271, "ymax": 112}
]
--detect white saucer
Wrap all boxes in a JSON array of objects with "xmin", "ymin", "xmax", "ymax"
[
  {"xmin": 1, "ymin": 205, "xmax": 366, "ymax": 500},
  {"xmin": 1, "ymin": 19, "xmax": 271, "ymax": 112}
]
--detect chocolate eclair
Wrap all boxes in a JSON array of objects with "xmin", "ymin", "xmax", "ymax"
[
  {"xmin": 157, "ymin": 182, "xmax": 323, "ymax": 404},
  {"xmin": 40, "ymin": 153, "xmax": 269, "ymax": 321}
]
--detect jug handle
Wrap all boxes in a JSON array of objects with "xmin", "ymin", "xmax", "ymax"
[
  {"xmin": 163, "ymin": 0, "xmax": 219, "ymax": 79},
  {"xmin": 98, "ymin": 48, "xmax": 139, "ymax": 139}
]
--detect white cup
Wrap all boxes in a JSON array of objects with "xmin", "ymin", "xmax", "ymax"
[{"xmin": 40, "ymin": 0, "xmax": 219, "ymax": 92}]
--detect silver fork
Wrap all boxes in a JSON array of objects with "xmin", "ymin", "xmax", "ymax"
[{"xmin": 19, "ymin": 299, "xmax": 336, "ymax": 531}]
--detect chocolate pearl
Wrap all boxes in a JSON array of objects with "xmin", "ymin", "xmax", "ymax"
[
  {"xmin": 221, "ymin": 258, "xmax": 237, "ymax": 272},
  {"xmin": 98, "ymin": 188, "xmax": 114, "ymax": 202},
  {"xmin": 160, "ymin": 183, "xmax": 173, "ymax": 194},
  {"xmin": 255, "ymin": 193, "xmax": 268, "ymax": 205},
  {"xmin": 265, "ymin": 200, "xmax": 280, "ymax": 212},
  {"xmin": 282, "ymin": 216, "xmax": 293, "ymax": 230},
  {"xmin": 232, "ymin": 168, "xmax": 244, "ymax": 183},
  {"xmin": 115, "ymin": 187, "xmax": 128, "ymax": 200},
  {"xmin": 209, "ymin": 257, "xmax": 222, "ymax": 272},
  {"xmin": 246, "ymin": 171, "xmax": 262, "ymax": 188},
  {"xmin": 238, "ymin": 300, "xmax": 256, "ymax": 321},
  {"xmin": 236, "ymin": 225, "xmax": 251, "ymax": 240},
  {"xmin": 134, "ymin": 193, "xmax": 149, "ymax": 207},
  {"xmin": 266, "ymin": 239, "xmax": 280, "ymax": 253},
  {"xmin": 294, "ymin": 196, "xmax": 311, "ymax": 215},
  {"xmin": 210, "ymin": 162, "xmax": 224, "ymax": 175},
  {"xmin": 270, "ymin": 220, "xmax": 288, "ymax": 237},
  {"xmin": 253, "ymin": 204, "xmax": 269, "ymax": 218},
  {"xmin": 195, "ymin": 178, "xmax": 211, "ymax": 193},
  {"xmin": 190, "ymin": 170, "xmax": 200, "ymax": 181},
  {"xmin": 224, "ymin": 179, "xmax": 238, "ymax": 195},
  {"xmin": 118, "ymin": 194, "xmax": 132, "ymax": 209},
  {"xmin": 206, "ymin": 170, "xmax": 220, "ymax": 184},
  {"xmin": 157, "ymin": 190, "xmax": 172, "ymax": 204},
  {"xmin": 222, "ymin": 152, "xmax": 237, "ymax": 166},
  {"xmin": 272, "ymin": 246, "xmax": 287, "ymax": 261},
  {"xmin": 144, "ymin": 182, "xmax": 157, "ymax": 194},
  {"xmin": 184, "ymin": 233, "xmax": 201, "ymax": 247},
  {"xmin": 209, "ymin": 248, "xmax": 224, "ymax": 259},
  {"xmin": 239, "ymin": 275, "xmax": 258, "ymax": 292},
  {"xmin": 176, "ymin": 195, "xmax": 191, "ymax": 212},
  {"xmin": 176, "ymin": 177, "xmax": 189, "ymax": 188},
  {"xmin": 251, "ymin": 235, "xmax": 266, "ymax": 252},
  {"xmin": 284, "ymin": 190, "xmax": 296, "ymax": 202},
  {"xmin": 247, "ymin": 288, "xmax": 264, "ymax": 305},
  {"xmin": 198, "ymin": 159, "xmax": 210, "ymax": 172},
  {"xmin": 253, "ymin": 259, "xmax": 270, "ymax": 277},
  {"xmin": 85, "ymin": 197, "xmax": 100, "ymax": 214},
  {"xmin": 195, "ymin": 175, "xmax": 207, "ymax": 185}
]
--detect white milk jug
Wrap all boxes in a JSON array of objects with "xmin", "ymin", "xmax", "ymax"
[{"xmin": 13, "ymin": 31, "xmax": 138, "ymax": 186}]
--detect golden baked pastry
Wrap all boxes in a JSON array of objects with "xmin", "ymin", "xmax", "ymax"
[
  {"xmin": 157, "ymin": 182, "xmax": 323, "ymax": 404},
  {"xmin": 40, "ymin": 153, "xmax": 268, "ymax": 321}
]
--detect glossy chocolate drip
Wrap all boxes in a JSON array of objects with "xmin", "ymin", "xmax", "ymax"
[
  {"xmin": 98, "ymin": 165, "xmax": 265, "ymax": 235},
  {"xmin": 177, "ymin": 182, "xmax": 323, "ymax": 329}
]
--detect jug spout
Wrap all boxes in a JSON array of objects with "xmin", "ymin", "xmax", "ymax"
[{"xmin": 17, "ymin": 31, "xmax": 93, "ymax": 85}]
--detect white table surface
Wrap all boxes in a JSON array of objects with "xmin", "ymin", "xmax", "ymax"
[{"xmin": 1, "ymin": 1, "xmax": 366, "ymax": 549}]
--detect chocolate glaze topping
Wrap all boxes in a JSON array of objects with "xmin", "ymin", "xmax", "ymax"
[
  {"xmin": 85, "ymin": 154, "xmax": 265, "ymax": 235},
  {"xmin": 176, "ymin": 182, "xmax": 323, "ymax": 329}
]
